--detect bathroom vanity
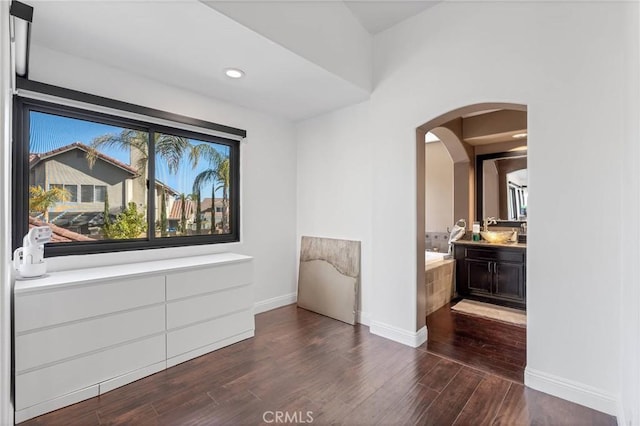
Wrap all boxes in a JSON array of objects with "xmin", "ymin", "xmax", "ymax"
[{"xmin": 452, "ymin": 240, "xmax": 526, "ymax": 310}]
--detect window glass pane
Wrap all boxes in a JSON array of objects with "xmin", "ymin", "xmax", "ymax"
[
  {"xmin": 95, "ymin": 185, "xmax": 107, "ymax": 203},
  {"xmin": 154, "ymin": 132, "xmax": 232, "ymax": 238},
  {"xmin": 81, "ymin": 185, "xmax": 94, "ymax": 203},
  {"xmin": 29, "ymin": 111, "xmax": 148, "ymax": 241},
  {"xmin": 64, "ymin": 185, "xmax": 78, "ymax": 202}
]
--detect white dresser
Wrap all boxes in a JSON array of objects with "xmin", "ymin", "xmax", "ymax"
[{"xmin": 13, "ymin": 253, "xmax": 254, "ymax": 423}]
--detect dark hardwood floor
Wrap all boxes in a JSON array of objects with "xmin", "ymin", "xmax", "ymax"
[
  {"xmin": 21, "ymin": 305, "xmax": 614, "ymax": 425},
  {"xmin": 426, "ymin": 302, "xmax": 527, "ymax": 383}
]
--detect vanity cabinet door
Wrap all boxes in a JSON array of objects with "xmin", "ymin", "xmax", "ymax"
[
  {"xmin": 493, "ymin": 261, "xmax": 525, "ymax": 302},
  {"xmin": 465, "ymin": 259, "xmax": 493, "ymax": 295},
  {"xmin": 453, "ymin": 243, "xmax": 526, "ymax": 310}
]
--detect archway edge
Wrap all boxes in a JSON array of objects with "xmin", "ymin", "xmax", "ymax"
[
  {"xmin": 417, "ymin": 102, "xmax": 527, "ymax": 133},
  {"xmin": 415, "ymin": 101, "xmax": 527, "ymax": 331},
  {"xmin": 430, "ymin": 126, "xmax": 469, "ymax": 164}
]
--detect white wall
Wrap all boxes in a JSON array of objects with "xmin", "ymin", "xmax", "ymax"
[
  {"xmin": 24, "ymin": 45, "xmax": 299, "ymax": 310},
  {"xmin": 0, "ymin": 3, "xmax": 13, "ymax": 424},
  {"xmin": 425, "ymin": 141, "xmax": 453, "ymax": 232},
  {"xmin": 295, "ymin": 101, "xmax": 373, "ymax": 324},
  {"xmin": 297, "ymin": 0, "xmax": 637, "ymax": 415},
  {"xmin": 619, "ymin": 3, "xmax": 640, "ymax": 425}
]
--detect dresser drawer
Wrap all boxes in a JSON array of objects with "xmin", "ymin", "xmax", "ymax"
[
  {"xmin": 167, "ymin": 309, "xmax": 254, "ymax": 359},
  {"xmin": 166, "ymin": 262, "xmax": 252, "ymax": 300},
  {"xmin": 15, "ymin": 275, "xmax": 165, "ymax": 333},
  {"xmin": 167, "ymin": 284, "xmax": 252, "ymax": 330},
  {"xmin": 15, "ymin": 334, "xmax": 165, "ymax": 410},
  {"xmin": 16, "ymin": 305, "xmax": 165, "ymax": 373}
]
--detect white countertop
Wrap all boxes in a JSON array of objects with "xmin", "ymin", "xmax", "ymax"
[{"xmin": 14, "ymin": 252, "xmax": 252, "ymax": 295}]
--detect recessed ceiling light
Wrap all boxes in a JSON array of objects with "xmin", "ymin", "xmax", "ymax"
[
  {"xmin": 224, "ymin": 68, "xmax": 245, "ymax": 79},
  {"xmin": 513, "ymin": 132, "xmax": 528, "ymax": 139}
]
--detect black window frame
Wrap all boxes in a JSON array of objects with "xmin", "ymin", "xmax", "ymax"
[{"xmin": 13, "ymin": 85, "xmax": 242, "ymax": 257}]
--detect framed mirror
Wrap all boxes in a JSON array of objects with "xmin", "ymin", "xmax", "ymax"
[{"xmin": 476, "ymin": 151, "xmax": 527, "ymax": 224}]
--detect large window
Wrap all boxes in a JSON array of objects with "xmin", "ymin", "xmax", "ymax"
[{"xmin": 14, "ymin": 95, "xmax": 240, "ymax": 256}]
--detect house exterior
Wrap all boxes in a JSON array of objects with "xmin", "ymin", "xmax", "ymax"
[
  {"xmin": 29, "ymin": 142, "xmax": 178, "ymax": 238},
  {"xmin": 167, "ymin": 197, "xmax": 225, "ymax": 232},
  {"xmin": 29, "ymin": 142, "xmax": 139, "ymax": 214},
  {"xmin": 28, "ymin": 216, "xmax": 95, "ymax": 243}
]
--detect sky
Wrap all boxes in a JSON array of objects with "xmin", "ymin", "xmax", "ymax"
[{"xmin": 30, "ymin": 111, "xmax": 229, "ymax": 198}]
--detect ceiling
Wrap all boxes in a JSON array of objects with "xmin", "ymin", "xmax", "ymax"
[
  {"xmin": 26, "ymin": 1, "xmax": 443, "ymax": 121},
  {"xmin": 461, "ymin": 109, "xmax": 528, "ymax": 146},
  {"xmin": 343, "ymin": 1, "xmax": 442, "ymax": 34},
  {"xmin": 427, "ymin": 109, "xmax": 528, "ymax": 147}
]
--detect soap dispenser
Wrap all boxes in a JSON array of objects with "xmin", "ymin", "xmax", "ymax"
[{"xmin": 472, "ymin": 221, "xmax": 480, "ymax": 241}]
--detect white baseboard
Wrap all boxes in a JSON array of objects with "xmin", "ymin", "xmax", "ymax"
[
  {"xmin": 254, "ymin": 294, "xmax": 369, "ymax": 327},
  {"xmin": 253, "ymin": 292, "xmax": 297, "ymax": 315},
  {"xmin": 357, "ymin": 311, "xmax": 371, "ymax": 326},
  {"xmin": 15, "ymin": 384, "xmax": 99, "ymax": 423},
  {"xmin": 166, "ymin": 329, "xmax": 255, "ymax": 368},
  {"xmin": 99, "ymin": 361, "xmax": 166, "ymax": 394},
  {"xmin": 370, "ymin": 321, "xmax": 427, "ymax": 348},
  {"xmin": 524, "ymin": 367, "xmax": 618, "ymax": 416},
  {"xmin": 617, "ymin": 399, "xmax": 627, "ymax": 426}
]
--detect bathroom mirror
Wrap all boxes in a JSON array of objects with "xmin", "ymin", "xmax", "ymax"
[{"xmin": 476, "ymin": 151, "xmax": 528, "ymax": 223}]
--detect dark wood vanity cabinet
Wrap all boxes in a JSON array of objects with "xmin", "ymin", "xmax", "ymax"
[{"xmin": 453, "ymin": 243, "xmax": 526, "ymax": 310}]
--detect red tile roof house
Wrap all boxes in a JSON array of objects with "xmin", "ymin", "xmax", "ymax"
[
  {"xmin": 167, "ymin": 197, "xmax": 225, "ymax": 233},
  {"xmin": 29, "ymin": 142, "xmax": 177, "ymax": 240},
  {"xmin": 28, "ymin": 216, "xmax": 94, "ymax": 243}
]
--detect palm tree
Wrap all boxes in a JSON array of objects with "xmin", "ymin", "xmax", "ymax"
[
  {"xmin": 179, "ymin": 193, "xmax": 187, "ymax": 235},
  {"xmin": 191, "ymin": 144, "xmax": 224, "ymax": 233},
  {"xmin": 160, "ymin": 188, "xmax": 168, "ymax": 237},
  {"xmin": 88, "ymin": 130, "xmax": 189, "ymax": 174},
  {"xmin": 88, "ymin": 130, "xmax": 190, "ymax": 236},
  {"xmin": 191, "ymin": 144, "xmax": 230, "ymax": 233},
  {"xmin": 103, "ymin": 191, "xmax": 111, "ymax": 226},
  {"xmin": 216, "ymin": 157, "xmax": 230, "ymax": 232},
  {"xmin": 29, "ymin": 185, "xmax": 69, "ymax": 222},
  {"xmin": 193, "ymin": 169, "xmax": 219, "ymax": 233},
  {"xmin": 189, "ymin": 191, "xmax": 202, "ymax": 234}
]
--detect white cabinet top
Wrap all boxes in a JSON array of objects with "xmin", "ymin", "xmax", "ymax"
[{"xmin": 14, "ymin": 253, "xmax": 252, "ymax": 295}]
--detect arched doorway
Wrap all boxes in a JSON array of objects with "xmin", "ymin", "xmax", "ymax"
[{"xmin": 416, "ymin": 102, "xmax": 528, "ymax": 381}]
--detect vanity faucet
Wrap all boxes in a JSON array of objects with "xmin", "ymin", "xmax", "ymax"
[{"xmin": 483, "ymin": 217, "xmax": 497, "ymax": 231}]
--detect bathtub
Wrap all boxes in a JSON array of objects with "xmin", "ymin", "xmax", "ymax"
[{"xmin": 425, "ymin": 251, "xmax": 447, "ymax": 265}]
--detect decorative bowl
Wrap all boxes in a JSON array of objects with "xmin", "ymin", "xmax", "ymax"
[{"xmin": 480, "ymin": 230, "xmax": 515, "ymax": 244}]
